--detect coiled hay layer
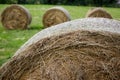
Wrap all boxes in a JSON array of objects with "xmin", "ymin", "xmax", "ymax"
[
  {"xmin": 15, "ymin": 18, "xmax": 120, "ymax": 55},
  {"xmin": 42, "ymin": 6, "xmax": 71, "ymax": 28},
  {"xmin": 0, "ymin": 30, "xmax": 120, "ymax": 80},
  {"xmin": 86, "ymin": 8, "xmax": 112, "ymax": 19},
  {"xmin": 0, "ymin": 18, "xmax": 120, "ymax": 80},
  {"xmin": 1, "ymin": 4, "xmax": 32, "ymax": 30}
]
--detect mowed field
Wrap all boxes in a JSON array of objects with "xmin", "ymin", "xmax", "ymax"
[{"xmin": 0, "ymin": 4, "xmax": 120, "ymax": 66}]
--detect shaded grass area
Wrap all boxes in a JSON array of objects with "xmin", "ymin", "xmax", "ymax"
[{"xmin": 0, "ymin": 4, "xmax": 120, "ymax": 66}]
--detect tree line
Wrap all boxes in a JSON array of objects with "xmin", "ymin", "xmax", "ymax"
[{"xmin": 0, "ymin": 0, "xmax": 119, "ymax": 7}]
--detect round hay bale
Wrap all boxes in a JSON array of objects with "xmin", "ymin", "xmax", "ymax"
[
  {"xmin": 42, "ymin": 6, "xmax": 71, "ymax": 28},
  {"xmin": 0, "ymin": 18, "xmax": 120, "ymax": 80},
  {"xmin": 1, "ymin": 4, "xmax": 32, "ymax": 30},
  {"xmin": 86, "ymin": 8, "xmax": 113, "ymax": 19},
  {"xmin": 15, "ymin": 18, "xmax": 120, "ymax": 55}
]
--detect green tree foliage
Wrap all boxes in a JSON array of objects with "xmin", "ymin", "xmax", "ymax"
[
  {"xmin": 87, "ymin": 0, "xmax": 117, "ymax": 6},
  {"xmin": 39, "ymin": 0, "xmax": 117, "ymax": 6},
  {"xmin": 0, "ymin": 0, "xmax": 118, "ymax": 7},
  {"xmin": 17, "ymin": 0, "xmax": 40, "ymax": 4},
  {"xmin": 17, "ymin": 0, "xmax": 26, "ymax": 4},
  {"xmin": 0, "ymin": 0, "xmax": 17, "ymax": 4},
  {"xmin": 0, "ymin": 0, "xmax": 6, "ymax": 4}
]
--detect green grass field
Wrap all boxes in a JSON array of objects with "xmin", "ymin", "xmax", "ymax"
[{"xmin": 0, "ymin": 4, "xmax": 120, "ymax": 66}]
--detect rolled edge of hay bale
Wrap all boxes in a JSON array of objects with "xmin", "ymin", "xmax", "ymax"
[
  {"xmin": 0, "ymin": 18, "xmax": 120, "ymax": 80},
  {"xmin": 14, "ymin": 18, "xmax": 120, "ymax": 56},
  {"xmin": 1, "ymin": 4, "xmax": 32, "ymax": 30},
  {"xmin": 0, "ymin": 30, "xmax": 120, "ymax": 80},
  {"xmin": 42, "ymin": 6, "xmax": 71, "ymax": 28},
  {"xmin": 86, "ymin": 7, "xmax": 113, "ymax": 19}
]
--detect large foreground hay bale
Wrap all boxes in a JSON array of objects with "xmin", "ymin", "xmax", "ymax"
[
  {"xmin": 1, "ymin": 4, "xmax": 32, "ymax": 30},
  {"xmin": 0, "ymin": 18, "xmax": 120, "ymax": 80},
  {"xmin": 42, "ymin": 6, "xmax": 71, "ymax": 28},
  {"xmin": 86, "ymin": 8, "xmax": 113, "ymax": 19}
]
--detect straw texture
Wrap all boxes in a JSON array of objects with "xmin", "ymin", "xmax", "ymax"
[
  {"xmin": 0, "ymin": 18, "xmax": 120, "ymax": 80},
  {"xmin": 86, "ymin": 8, "xmax": 112, "ymax": 19},
  {"xmin": 42, "ymin": 6, "xmax": 71, "ymax": 28},
  {"xmin": 1, "ymin": 4, "xmax": 32, "ymax": 30}
]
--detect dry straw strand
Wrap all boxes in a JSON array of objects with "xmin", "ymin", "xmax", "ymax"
[
  {"xmin": 1, "ymin": 4, "xmax": 32, "ymax": 30},
  {"xmin": 0, "ymin": 30, "xmax": 120, "ymax": 80},
  {"xmin": 86, "ymin": 7, "xmax": 113, "ymax": 19},
  {"xmin": 14, "ymin": 18, "xmax": 120, "ymax": 55},
  {"xmin": 42, "ymin": 6, "xmax": 71, "ymax": 28},
  {"xmin": 0, "ymin": 18, "xmax": 120, "ymax": 80}
]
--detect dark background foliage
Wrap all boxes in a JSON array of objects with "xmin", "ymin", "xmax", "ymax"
[{"xmin": 0, "ymin": 0, "xmax": 119, "ymax": 7}]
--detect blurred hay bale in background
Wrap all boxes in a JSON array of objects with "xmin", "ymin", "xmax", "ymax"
[
  {"xmin": 86, "ymin": 8, "xmax": 113, "ymax": 19},
  {"xmin": 42, "ymin": 6, "xmax": 71, "ymax": 28},
  {"xmin": 0, "ymin": 18, "xmax": 120, "ymax": 80},
  {"xmin": 1, "ymin": 4, "xmax": 32, "ymax": 30}
]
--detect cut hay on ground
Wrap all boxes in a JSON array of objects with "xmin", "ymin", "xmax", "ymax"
[
  {"xmin": 1, "ymin": 4, "xmax": 32, "ymax": 30},
  {"xmin": 42, "ymin": 6, "xmax": 71, "ymax": 28},
  {"xmin": 0, "ymin": 18, "xmax": 120, "ymax": 80},
  {"xmin": 86, "ymin": 8, "xmax": 113, "ymax": 19}
]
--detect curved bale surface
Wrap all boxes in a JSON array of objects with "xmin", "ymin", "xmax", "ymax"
[
  {"xmin": 15, "ymin": 18, "xmax": 120, "ymax": 55},
  {"xmin": 86, "ymin": 8, "xmax": 113, "ymax": 19},
  {"xmin": 1, "ymin": 4, "xmax": 32, "ymax": 30},
  {"xmin": 0, "ymin": 18, "xmax": 120, "ymax": 80},
  {"xmin": 42, "ymin": 6, "xmax": 71, "ymax": 28}
]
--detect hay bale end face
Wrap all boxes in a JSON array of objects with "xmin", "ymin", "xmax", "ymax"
[
  {"xmin": 0, "ymin": 18, "xmax": 120, "ymax": 80},
  {"xmin": 86, "ymin": 8, "xmax": 113, "ymax": 19},
  {"xmin": 1, "ymin": 4, "xmax": 32, "ymax": 30},
  {"xmin": 42, "ymin": 6, "xmax": 71, "ymax": 28}
]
